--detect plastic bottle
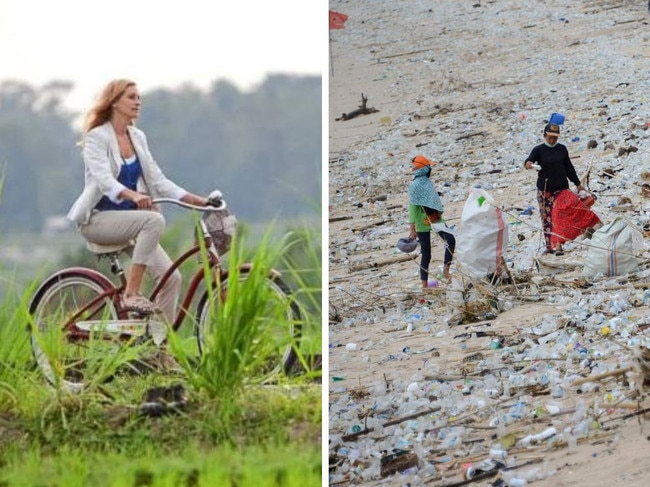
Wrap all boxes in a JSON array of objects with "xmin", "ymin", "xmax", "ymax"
[
  {"xmin": 518, "ymin": 427, "xmax": 557, "ymax": 447},
  {"xmin": 538, "ymin": 331, "xmax": 559, "ymax": 345},
  {"xmin": 537, "ymin": 373, "xmax": 550, "ymax": 386},
  {"xmin": 508, "ymin": 479, "xmax": 528, "ymax": 487},
  {"xmin": 509, "ymin": 402, "xmax": 527, "ymax": 419},
  {"xmin": 566, "ymin": 431, "xmax": 578, "ymax": 453},
  {"xmin": 573, "ymin": 400, "xmax": 587, "ymax": 423},
  {"xmin": 489, "ymin": 447, "xmax": 507, "ymax": 460},
  {"xmin": 550, "ymin": 385, "xmax": 564, "ymax": 398},
  {"xmin": 532, "ymin": 426, "xmax": 557, "ymax": 442},
  {"xmin": 502, "ymin": 471, "xmax": 528, "ymax": 486}
]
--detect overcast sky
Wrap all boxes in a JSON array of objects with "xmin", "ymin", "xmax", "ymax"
[{"xmin": 0, "ymin": 0, "xmax": 325, "ymax": 112}]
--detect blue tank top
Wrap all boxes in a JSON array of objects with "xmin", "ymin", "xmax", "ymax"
[{"xmin": 95, "ymin": 155, "xmax": 142, "ymax": 211}]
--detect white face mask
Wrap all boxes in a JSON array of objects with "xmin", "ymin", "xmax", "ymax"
[{"xmin": 544, "ymin": 141, "xmax": 558, "ymax": 148}]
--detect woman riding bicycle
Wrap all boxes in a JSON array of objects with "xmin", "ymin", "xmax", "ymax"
[{"xmin": 67, "ymin": 78, "xmax": 211, "ymax": 321}]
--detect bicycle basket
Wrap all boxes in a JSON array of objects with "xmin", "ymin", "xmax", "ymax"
[{"xmin": 201, "ymin": 208, "xmax": 238, "ymax": 255}]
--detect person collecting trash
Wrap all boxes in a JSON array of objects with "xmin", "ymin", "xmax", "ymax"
[
  {"xmin": 407, "ymin": 155, "xmax": 456, "ymax": 289},
  {"xmin": 524, "ymin": 122, "xmax": 600, "ymax": 255}
]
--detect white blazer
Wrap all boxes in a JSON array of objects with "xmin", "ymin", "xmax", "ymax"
[{"xmin": 67, "ymin": 122, "xmax": 187, "ymax": 225}]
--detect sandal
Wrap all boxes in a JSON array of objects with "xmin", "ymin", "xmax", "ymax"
[{"xmin": 123, "ymin": 293, "xmax": 159, "ymax": 315}]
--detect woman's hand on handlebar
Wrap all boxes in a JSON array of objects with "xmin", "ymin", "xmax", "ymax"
[
  {"xmin": 125, "ymin": 190, "xmax": 153, "ymax": 209},
  {"xmin": 181, "ymin": 193, "xmax": 212, "ymax": 207},
  {"xmin": 207, "ymin": 190, "xmax": 223, "ymax": 207},
  {"xmin": 178, "ymin": 190, "xmax": 226, "ymax": 209}
]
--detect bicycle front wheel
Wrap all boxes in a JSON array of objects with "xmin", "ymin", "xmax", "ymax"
[
  {"xmin": 195, "ymin": 271, "xmax": 302, "ymax": 381},
  {"xmin": 29, "ymin": 270, "xmax": 119, "ymax": 392}
]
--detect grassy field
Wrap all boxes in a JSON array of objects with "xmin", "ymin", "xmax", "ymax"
[{"xmin": 0, "ymin": 225, "xmax": 322, "ymax": 486}]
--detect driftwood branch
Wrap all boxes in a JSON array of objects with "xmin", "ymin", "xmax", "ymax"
[
  {"xmin": 455, "ymin": 131, "xmax": 487, "ymax": 141},
  {"xmin": 336, "ymin": 93, "xmax": 379, "ymax": 121},
  {"xmin": 571, "ymin": 366, "xmax": 632, "ymax": 386},
  {"xmin": 380, "ymin": 48, "xmax": 433, "ymax": 60},
  {"xmin": 383, "ymin": 406, "xmax": 442, "ymax": 427},
  {"xmin": 341, "ymin": 406, "xmax": 442, "ymax": 442},
  {"xmin": 329, "ymin": 215, "xmax": 354, "ymax": 223},
  {"xmin": 350, "ymin": 253, "xmax": 417, "ymax": 272},
  {"xmin": 351, "ymin": 218, "xmax": 387, "ymax": 232}
]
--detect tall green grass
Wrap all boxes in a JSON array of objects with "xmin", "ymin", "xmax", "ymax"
[
  {"xmin": 0, "ymin": 217, "xmax": 322, "ymax": 486},
  {"xmin": 169, "ymin": 226, "xmax": 321, "ymax": 417}
]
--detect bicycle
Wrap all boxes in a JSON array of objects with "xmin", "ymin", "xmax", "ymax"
[{"xmin": 28, "ymin": 195, "xmax": 302, "ymax": 392}]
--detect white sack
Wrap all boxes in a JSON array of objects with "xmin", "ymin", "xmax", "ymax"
[
  {"xmin": 455, "ymin": 188, "xmax": 509, "ymax": 279},
  {"xmin": 583, "ymin": 217, "xmax": 640, "ymax": 277}
]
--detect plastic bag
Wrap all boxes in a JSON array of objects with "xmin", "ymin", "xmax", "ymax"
[
  {"xmin": 551, "ymin": 189, "xmax": 601, "ymax": 246},
  {"xmin": 583, "ymin": 217, "xmax": 640, "ymax": 277},
  {"xmin": 455, "ymin": 188, "xmax": 509, "ymax": 279}
]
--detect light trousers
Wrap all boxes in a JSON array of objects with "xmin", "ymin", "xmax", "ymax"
[{"xmin": 79, "ymin": 210, "xmax": 182, "ymax": 324}]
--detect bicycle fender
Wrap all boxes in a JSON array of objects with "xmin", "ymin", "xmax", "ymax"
[
  {"xmin": 29, "ymin": 267, "xmax": 115, "ymax": 313},
  {"xmin": 225, "ymin": 264, "xmax": 282, "ymax": 279}
]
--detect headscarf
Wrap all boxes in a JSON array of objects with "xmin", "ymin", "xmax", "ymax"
[{"xmin": 409, "ymin": 166, "xmax": 444, "ymax": 212}]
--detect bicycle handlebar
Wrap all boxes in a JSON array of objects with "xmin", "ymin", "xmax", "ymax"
[{"xmin": 151, "ymin": 198, "xmax": 227, "ymax": 211}]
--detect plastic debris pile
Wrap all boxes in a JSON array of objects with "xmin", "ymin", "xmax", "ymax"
[{"xmin": 329, "ymin": 0, "xmax": 650, "ymax": 485}]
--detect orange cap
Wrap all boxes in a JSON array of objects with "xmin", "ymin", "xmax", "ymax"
[{"xmin": 412, "ymin": 155, "xmax": 436, "ymax": 169}]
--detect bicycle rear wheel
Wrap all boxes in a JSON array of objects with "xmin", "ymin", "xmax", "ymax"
[
  {"xmin": 29, "ymin": 270, "xmax": 119, "ymax": 392},
  {"xmin": 195, "ymin": 271, "xmax": 302, "ymax": 381}
]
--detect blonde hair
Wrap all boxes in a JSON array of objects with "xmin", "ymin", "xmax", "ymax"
[{"xmin": 83, "ymin": 79, "xmax": 136, "ymax": 133}]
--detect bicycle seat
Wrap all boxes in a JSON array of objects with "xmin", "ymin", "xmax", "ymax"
[{"xmin": 86, "ymin": 241, "xmax": 133, "ymax": 255}]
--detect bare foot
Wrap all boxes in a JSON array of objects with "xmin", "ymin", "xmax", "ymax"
[{"xmin": 443, "ymin": 264, "xmax": 452, "ymax": 281}]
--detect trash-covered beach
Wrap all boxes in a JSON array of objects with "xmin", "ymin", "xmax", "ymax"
[{"xmin": 328, "ymin": 1, "xmax": 650, "ymax": 485}]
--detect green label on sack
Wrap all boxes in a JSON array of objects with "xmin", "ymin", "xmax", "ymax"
[{"xmin": 478, "ymin": 196, "xmax": 486, "ymax": 206}]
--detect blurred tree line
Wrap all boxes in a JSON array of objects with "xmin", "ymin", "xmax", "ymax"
[{"xmin": 0, "ymin": 75, "xmax": 321, "ymax": 233}]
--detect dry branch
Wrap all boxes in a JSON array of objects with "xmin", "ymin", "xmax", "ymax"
[
  {"xmin": 571, "ymin": 366, "xmax": 632, "ymax": 386},
  {"xmin": 455, "ymin": 131, "xmax": 487, "ymax": 141},
  {"xmin": 382, "ymin": 406, "xmax": 442, "ymax": 427},
  {"xmin": 335, "ymin": 93, "xmax": 379, "ymax": 121},
  {"xmin": 329, "ymin": 215, "xmax": 354, "ymax": 223},
  {"xmin": 380, "ymin": 48, "xmax": 433, "ymax": 60},
  {"xmin": 351, "ymin": 218, "xmax": 387, "ymax": 232},
  {"xmin": 349, "ymin": 253, "xmax": 417, "ymax": 272},
  {"xmin": 340, "ymin": 406, "xmax": 442, "ymax": 443},
  {"xmin": 424, "ymin": 374, "xmax": 471, "ymax": 381}
]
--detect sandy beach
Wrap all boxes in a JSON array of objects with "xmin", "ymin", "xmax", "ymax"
[{"xmin": 328, "ymin": 1, "xmax": 650, "ymax": 486}]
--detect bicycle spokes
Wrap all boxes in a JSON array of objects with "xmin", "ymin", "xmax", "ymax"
[{"xmin": 29, "ymin": 273, "xmax": 169, "ymax": 392}]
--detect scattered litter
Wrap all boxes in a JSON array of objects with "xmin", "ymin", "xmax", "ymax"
[{"xmin": 329, "ymin": 1, "xmax": 650, "ymax": 485}]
